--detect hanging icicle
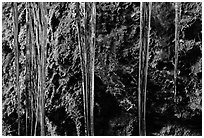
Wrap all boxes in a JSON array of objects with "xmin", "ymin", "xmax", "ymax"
[
  {"xmin": 75, "ymin": 2, "xmax": 88, "ymax": 135},
  {"xmin": 12, "ymin": 2, "xmax": 21, "ymax": 136},
  {"xmin": 76, "ymin": 2, "xmax": 96, "ymax": 136},
  {"xmin": 138, "ymin": 2, "xmax": 152, "ymax": 136},
  {"xmin": 174, "ymin": 2, "xmax": 181, "ymax": 103},
  {"xmin": 28, "ymin": 2, "xmax": 35, "ymax": 135}
]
